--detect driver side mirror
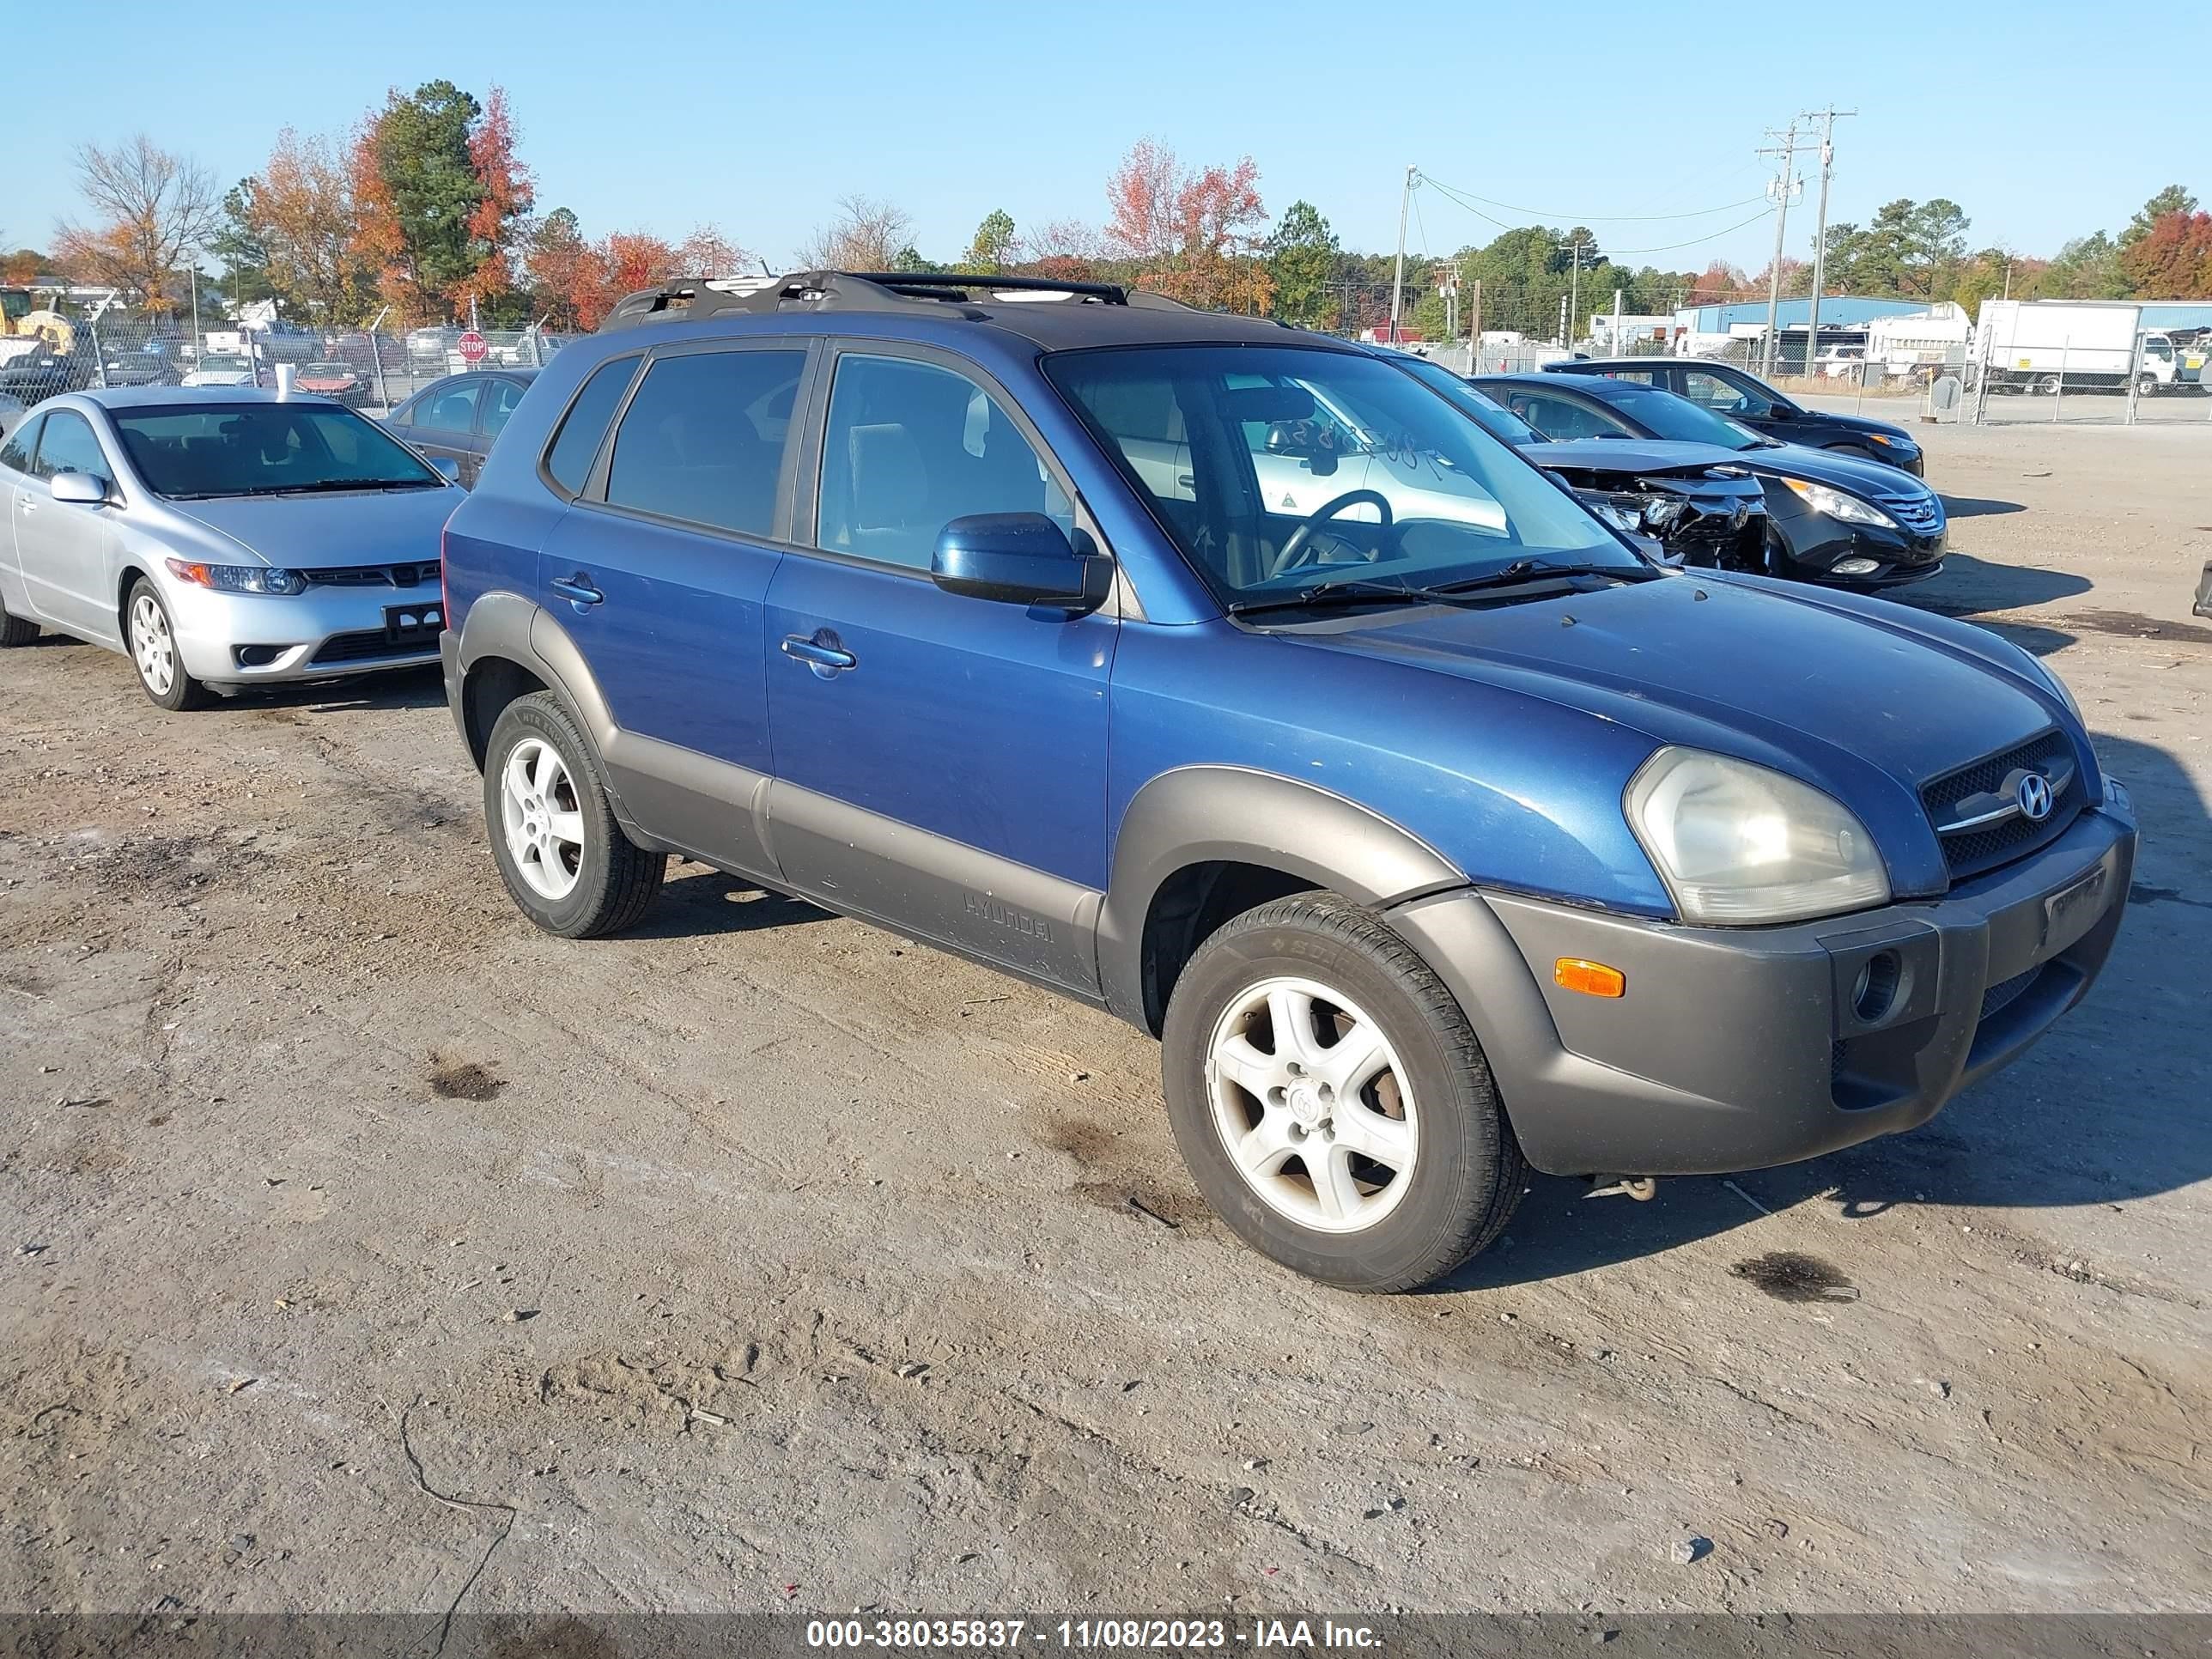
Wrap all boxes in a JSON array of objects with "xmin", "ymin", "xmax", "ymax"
[
  {"xmin": 932, "ymin": 514, "xmax": 1110, "ymax": 615},
  {"xmin": 50, "ymin": 470, "xmax": 110, "ymax": 506},
  {"xmin": 426, "ymin": 454, "xmax": 461, "ymax": 483}
]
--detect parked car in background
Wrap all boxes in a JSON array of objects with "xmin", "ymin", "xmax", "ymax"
[
  {"xmin": 0, "ymin": 338, "xmax": 95, "ymax": 405},
  {"xmin": 1546, "ymin": 356, "xmax": 1926, "ymax": 476},
  {"xmin": 180, "ymin": 353, "xmax": 260, "ymax": 389},
  {"xmin": 383, "ymin": 369, "xmax": 535, "ymax": 487},
  {"xmin": 295, "ymin": 361, "xmax": 367, "ymax": 405},
  {"xmin": 1391, "ymin": 355, "xmax": 1767, "ymax": 572},
  {"xmin": 0, "ymin": 392, "xmax": 24, "ymax": 440},
  {"xmin": 435, "ymin": 269, "xmax": 2129, "ymax": 1291},
  {"xmin": 0, "ymin": 388, "xmax": 459, "ymax": 709},
  {"xmin": 1477, "ymin": 372, "xmax": 1946, "ymax": 588},
  {"xmin": 98, "ymin": 349, "xmax": 180, "ymax": 389}
]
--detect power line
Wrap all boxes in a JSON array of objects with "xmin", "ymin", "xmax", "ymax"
[
  {"xmin": 1420, "ymin": 175, "xmax": 1773, "ymax": 258},
  {"xmin": 1413, "ymin": 173, "xmax": 1770, "ymax": 223}
]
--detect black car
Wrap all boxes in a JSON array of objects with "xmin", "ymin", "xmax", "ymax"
[
  {"xmin": 0, "ymin": 341, "xmax": 96, "ymax": 405},
  {"xmin": 97, "ymin": 349, "xmax": 181, "ymax": 388},
  {"xmin": 1475, "ymin": 372, "xmax": 1946, "ymax": 589},
  {"xmin": 382, "ymin": 369, "xmax": 537, "ymax": 488},
  {"xmin": 1394, "ymin": 356, "xmax": 1766, "ymax": 571},
  {"xmin": 1544, "ymin": 356, "xmax": 1925, "ymax": 477}
]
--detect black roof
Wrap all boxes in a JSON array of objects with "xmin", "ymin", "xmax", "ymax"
[
  {"xmin": 597, "ymin": 270, "xmax": 1341, "ymax": 353},
  {"xmin": 1475, "ymin": 371, "xmax": 1646, "ymax": 399}
]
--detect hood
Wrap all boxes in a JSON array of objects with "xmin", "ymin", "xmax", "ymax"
[
  {"xmin": 1729, "ymin": 439, "xmax": 1932, "ymax": 501},
  {"xmin": 1281, "ymin": 573, "xmax": 2065, "ymax": 896},
  {"xmin": 1798, "ymin": 406, "xmax": 1915, "ymax": 445},
  {"xmin": 164, "ymin": 485, "xmax": 458, "ymax": 568},
  {"xmin": 1525, "ymin": 437, "xmax": 1756, "ymax": 479}
]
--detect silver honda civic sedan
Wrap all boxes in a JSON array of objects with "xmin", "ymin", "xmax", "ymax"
[{"xmin": 0, "ymin": 386, "xmax": 460, "ymax": 709}]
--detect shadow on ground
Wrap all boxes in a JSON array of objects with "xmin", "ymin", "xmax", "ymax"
[
  {"xmin": 1432, "ymin": 726, "xmax": 2208, "ymax": 1291},
  {"xmin": 1940, "ymin": 495, "xmax": 2027, "ymax": 519}
]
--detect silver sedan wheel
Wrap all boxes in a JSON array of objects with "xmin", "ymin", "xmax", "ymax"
[
  {"xmin": 1205, "ymin": 975, "xmax": 1419, "ymax": 1234},
  {"xmin": 129, "ymin": 593, "xmax": 175, "ymax": 696},
  {"xmin": 500, "ymin": 738, "xmax": 586, "ymax": 902}
]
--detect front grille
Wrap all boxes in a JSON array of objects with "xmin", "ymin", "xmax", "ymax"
[
  {"xmin": 312, "ymin": 629, "xmax": 436, "ymax": 665},
  {"xmin": 1979, "ymin": 965, "xmax": 2042, "ymax": 1024},
  {"xmin": 1922, "ymin": 729, "xmax": 2080, "ymax": 881},
  {"xmin": 1884, "ymin": 494, "xmax": 1942, "ymax": 534},
  {"xmin": 304, "ymin": 562, "xmax": 440, "ymax": 589}
]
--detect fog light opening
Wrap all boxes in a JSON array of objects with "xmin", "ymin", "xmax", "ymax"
[
  {"xmin": 1832, "ymin": 556, "xmax": 1881, "ymax": 577},
  {"xmin": 233, "ymin": 644, "xmax": 284, "ymax": 669},
  {"xmin": 1852, "ymin": 951, "xmax": 1901, "ymax": 1022}
]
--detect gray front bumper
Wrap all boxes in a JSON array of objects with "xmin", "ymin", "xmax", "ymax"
[{"xmin": 1389, "ymin": 790, "xmax": 2136, "ymax": 1176}]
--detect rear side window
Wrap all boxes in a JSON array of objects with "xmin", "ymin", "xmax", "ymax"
[
  {"xmin": 543, "ymin": 357, "xmax": 640, "ymax": 496},
  {"xmin": 603, "ymin": 349, "xmax": 804, "ymax": 536},
  {"xmin": 1504, "ymin": 390, "xmax": 1632, "ymax": 441}
]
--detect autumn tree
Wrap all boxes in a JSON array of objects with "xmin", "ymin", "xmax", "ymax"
[
  {"xmin": 2122, "ymin": 185, "xmax": 2197, "ymax": 249},
  {"xmin": 524, "ymin": 207, "xmax": 591, "ymax": 328},
  {"xmin": 798, "ymin": 196, "xmax": 915, "ymax": 270},
  {"xmin": 2, "ymin": 248, "xmax": 40, "ymax": 285},
  {"xmin": 1015, "ymin": 219, "xmax": 1104, "ymax": 282},
  {"xmin": 214, "ymin": 130, "xmax": 372, "ymax": 324},
  {"xmin": 2122, "ymin": 210, "xmax": 2212, "ymax": 299},
  {"xmin": 350, "ymin": 81, "xmax": 533, "ymax": 322},
  {"xmin": 1103, "ymin": 140, "xmax": 1266, "ymax": 309},
  {"xmin": 51, "ymin": 136, "xmax": 221, "ymax": 311}
]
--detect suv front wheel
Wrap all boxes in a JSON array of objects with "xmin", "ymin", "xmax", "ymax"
[
  {"xmin": 483, "ymin": 692, "xmax": 665, "ymax": 938},
  {"xmin": 1162, "ymin": 893, "xmax": 1524, "ymax": 1291}
]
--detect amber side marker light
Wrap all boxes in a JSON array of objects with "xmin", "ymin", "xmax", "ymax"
[{"xmin": 1554, "ymin": 958, "xmax": 1626, "ymax": 998}]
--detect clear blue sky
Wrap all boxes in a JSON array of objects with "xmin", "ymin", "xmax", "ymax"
[{"xmin": 9, "ymin": 0, "xmax": 2209, "ymax": 276}]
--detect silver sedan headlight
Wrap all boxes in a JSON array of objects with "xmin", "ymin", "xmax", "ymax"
[
  {"xmin": 164, "ymin": 558, "xmax": 309, "ymax": 597},
  {"xmin": 1626, "ymin": 748, "xmax": 1891, "ymax": 925}
]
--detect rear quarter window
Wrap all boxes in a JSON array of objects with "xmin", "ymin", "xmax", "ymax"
[{"xmin": 542, "ymin": 356, "xmax": 641, "ymax": 496}]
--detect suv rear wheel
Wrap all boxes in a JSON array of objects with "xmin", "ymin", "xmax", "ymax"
[
  {"xmin": 1161, "ymin": 892, "xmax": 1524, "ymax": 1291},
  {"xmin": 483, "ymin": 692, "xmax": 665, "ymax": 938}
]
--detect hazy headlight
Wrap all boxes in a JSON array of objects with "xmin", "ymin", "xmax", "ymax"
[
  {"xmin": 1578, "ymin": 492, "xmax": 1646, "ymax": 535},
  {"xmin": 1626, "ymin": 748, "xmax": 1892, "ymax": 924},
  {"xmin": 1782, "ymin": 477, "xmax": 1897, "ymax": 527}
]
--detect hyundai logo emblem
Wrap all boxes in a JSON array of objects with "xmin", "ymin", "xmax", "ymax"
[{"xmin": 2015, "ymin": 772, "xmax": 2054, "ymax": 823}]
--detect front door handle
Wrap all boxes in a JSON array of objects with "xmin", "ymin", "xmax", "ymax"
[
  {"xmin": 550, "ymin": 573, "xmax": 603, "ymax": 610},
  {"xmin": 780, "ymin": 632, "xmax": 857, "ymax": 675}
]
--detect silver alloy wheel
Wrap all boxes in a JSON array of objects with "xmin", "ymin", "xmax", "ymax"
[
  {"xmin": 1205, "ymin": 975, "xmax": 1419, "ymax": 1234},
  {"xmin": 130, "ymin": 593, "xmax": 175, "ymax": 696},
  {"xmin": 500, "ymin": 737, "xmax": 586, "ymax": 902}
]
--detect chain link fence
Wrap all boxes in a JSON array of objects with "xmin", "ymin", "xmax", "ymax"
[{"xmin": 0, "ymin": 316, "xmax": 577, "ymax": 431}]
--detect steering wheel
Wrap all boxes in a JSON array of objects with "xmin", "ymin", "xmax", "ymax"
[{"xmin": 1269, "ymin": 489, "xmax": 1395, "ymax": 577}]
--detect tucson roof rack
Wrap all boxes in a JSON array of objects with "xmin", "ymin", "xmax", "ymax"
[{"xmin": 597, "ymin": 269, "xmax": 1176, "ymax": 332}]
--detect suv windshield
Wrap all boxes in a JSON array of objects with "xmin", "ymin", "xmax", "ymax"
[
  {"xmin": 1601, "ymin": 385, "xmax": 1770, "ymax": 451},
  {"xmin": 111, "ymin": 403, "xmax": 445, "ymax": 499},
  {"xmin": 1046, "ymin": 344, "xmax": 1627, "ymax": 602}
]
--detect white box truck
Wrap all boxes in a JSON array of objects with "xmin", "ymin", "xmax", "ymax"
[{"xmin": 1975, "ymin": 300, "xmax": 2198, "ymax": 394}]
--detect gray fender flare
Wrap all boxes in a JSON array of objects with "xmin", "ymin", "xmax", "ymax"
[
  {"xmin": 1095, "ymin": 765, "xmax": 1467, "ymax": 1027},
  {"xmin": 454, "ymin": 592, "xmax": 620, "ymax": 762}
]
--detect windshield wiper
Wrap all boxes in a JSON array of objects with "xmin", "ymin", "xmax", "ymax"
[
  {"xmin": 1227, "ymin": 579, "xmax": 1437, "ymax": 618},
  {"xmin": 1228, "ymin": 562, "xmax": 1645, "ymax": 619},
  {"xmin": 222, "ymin": 478, "xmax": 442, "ymax": 496},
  {"xmin": 1427, "ymin": 558, "xmax": 1652, "ymax": 594}
]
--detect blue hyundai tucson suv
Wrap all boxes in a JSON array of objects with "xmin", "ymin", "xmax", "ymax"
[{"xmin": 437, "ymin": 271, "xmax": 2134, "ymax": 1291}]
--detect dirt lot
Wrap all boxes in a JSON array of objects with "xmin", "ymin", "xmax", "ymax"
[{"xmin": 3, "ymin": 417, "xmax": 2208, "ymax": 1620}]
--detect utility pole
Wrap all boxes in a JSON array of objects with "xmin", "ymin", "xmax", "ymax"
[
  {"xmin": 1801, "ymin": 106, "xmax": 1856, "ymax": 382},
  {"xmin": 1389, "ymin": 164, "xmax": 1417, "ymax": 344},
  {"xmin": 1555, "ymin": 233, "xmax": 1589, "ymax": 349},
  {"xmin": 1757, "ymin": 122, "xmax": 1803, "ymax": 379}
]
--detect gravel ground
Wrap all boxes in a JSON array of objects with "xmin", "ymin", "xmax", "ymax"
[{"xmin": 2, "ymin": 416, "xmax": 2208, "ymax": 1618}]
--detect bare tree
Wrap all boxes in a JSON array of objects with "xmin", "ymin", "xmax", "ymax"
[
  {"xmin": 796, "ymin": 195, "xmax": 915, "ymax": 271},
  {"xmin": 52, "ymin": 136, "xmax": 221, "ymax": 310}
]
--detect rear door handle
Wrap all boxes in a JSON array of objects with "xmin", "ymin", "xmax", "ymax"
[
  {"xmin": 780, "ymin": 633, "xmax": 857, "ymax": 673},
  {"xmin": 550, "ymin": 574, "xmax": 603, "ymax": 609}
]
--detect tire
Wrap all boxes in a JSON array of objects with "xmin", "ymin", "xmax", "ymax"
[
  {"xmin": 124, "ymin": 578, "xmax": 209, "ymax": 710},
  {"xmin": 483, "ymin": 691, "xmax": 665, "ymax": 939},
  {"xmin": 1160, "ymin": 891, "xmax": 1525, "ymax": 1292},
  {"xmin": 0, "ymin": 598, "xmax": 37, "ymax": 647}
]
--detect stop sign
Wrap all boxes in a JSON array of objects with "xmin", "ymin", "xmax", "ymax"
[{"xmin": 457, "ymin": 330, "xmax": 488, "ymax": 365}]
